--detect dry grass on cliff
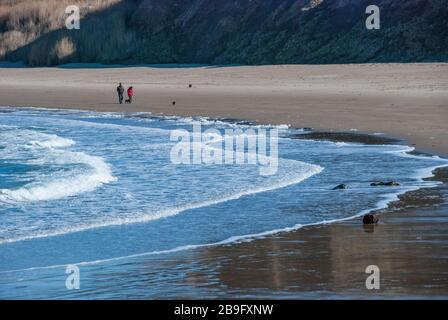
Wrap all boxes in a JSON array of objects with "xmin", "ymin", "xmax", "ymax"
[{"xmin": 0, "ymin": 0, "xmax": 121, "ymax": 58}]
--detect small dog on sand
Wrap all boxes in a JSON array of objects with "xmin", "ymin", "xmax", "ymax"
[{"xmin": 125, "ymin": 99, "xmax": 131, "ymax": 104}]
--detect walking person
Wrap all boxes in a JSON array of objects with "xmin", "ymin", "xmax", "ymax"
[
  {"xmin": 126, "ymin": 86, "xmax": 134, "ymax": 104},
  {"xmin": 117, "ymin": 82, "xmax": 124, "ymax": 104}
]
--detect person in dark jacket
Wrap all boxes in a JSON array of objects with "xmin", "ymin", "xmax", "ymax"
[
  {"xmin": 117, "ymin": 83, "xmax": 124, "ymax": 104},
  {"xmin": 126, "ymin": 86, "xmax": 134, "ymax": 104}
]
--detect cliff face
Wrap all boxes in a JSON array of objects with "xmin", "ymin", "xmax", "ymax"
[
  {"xmin": 3, "ymin": 0, "xmax": 448, "ymax": 66},
  {"xmin": 0, "ymin": 0, "xmax": 122, "ymax": 61}
]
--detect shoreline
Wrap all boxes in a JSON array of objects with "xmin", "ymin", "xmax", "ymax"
[
  {"xmin": 2, "ymin": 107, "xmax": 447, "ymax": 271},
  {"xmin": 1, "ymin": 104, "xmax": 444, "ymax": 157},
  {"xmin": 1, "ymin": 106, "xmax": 447, "ymax": 233},
  {"xmin": 1, "ymin": 63, "xmax": 447, "ymax": 156},
  {"xmin": 2, "ymin": 106, "xmax": 447, "ymax": 221},
  {"xmin": 189, "ymin": 167, "xmax": 448, "ymax": 298},
  {"xmin": 2, "ymin": 106, "xmax": 447, "ymax": 159},
  {"xmin": 1, "ymin": 62, "xmax": 447, "ymax": 297},
  {"xmin": 0, "ymin": 107, "xmax": 447, "ymax": 298}
]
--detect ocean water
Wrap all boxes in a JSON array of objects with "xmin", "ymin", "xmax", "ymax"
[{"xmin": 0, "ymin": 107, "xmax": 447, "ymax": 299}]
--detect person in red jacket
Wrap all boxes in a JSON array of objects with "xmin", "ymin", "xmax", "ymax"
[{"xmin": 126, "ymin": 86, "xmax": 134, "ymax": 104}]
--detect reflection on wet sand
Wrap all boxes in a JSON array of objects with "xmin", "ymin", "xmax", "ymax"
[
  {"xmin": 60, "ymin": 169, "xmax": 448, "ymax": 299},
  {"xmin": 177, "ymin": 168, "xmax": 448, "ymax": 298}
]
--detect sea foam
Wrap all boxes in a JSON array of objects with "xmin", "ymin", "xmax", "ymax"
[
  {"xmin": 0, "ymin": 128, "xmax": 116, "ymax": 203},
  {"xmin": 0, "ymin": 157, "xmax": 322, "ymax": 244}
]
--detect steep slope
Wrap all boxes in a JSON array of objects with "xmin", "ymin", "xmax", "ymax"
[
  {"xmin": 2, "ymin": 0, "xmax": 447, "ymax": 65},
  {"xmin": 0, "ymin": 0, "xmax": 121, "ymax": 61},
  {"xmin": 131, "ymin": 0, "xmax": 448, "ymax": 64}
]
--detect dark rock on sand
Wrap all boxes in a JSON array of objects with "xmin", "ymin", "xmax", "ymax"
[
  {"xmin": 371, "ymin": 181, "xmax": 400, "ymax": 187},
  {"xmin": 292, "ymin": 132, "xmax": 399, "ymax": 145},
  {"xmin": 363, "ymin": 214, "xmax": 380, "ymax": 225},
  {"xmin": 332, "ymin": 184, "xmax": 348, "ymax": 190},
  {"xmin": 217, "ymin": 118, "xmax": 257, "ymax": 126}
]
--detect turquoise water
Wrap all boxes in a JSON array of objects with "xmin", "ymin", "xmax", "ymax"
[{"xmin": 0, "ymin": 107, "xmax": 446, "ymax": 299}]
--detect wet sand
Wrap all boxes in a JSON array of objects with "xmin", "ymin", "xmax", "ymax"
[
  {"xmin": 94, "ymin": 167, "xmax": 448, "ymax": 299},
  {"xmin": 185, "ymin": 167, "xmax": 448, "ymax": 298},
  {"xmin": 291, "ymin": 131, "xmax": 400, "ymax": 145},
  {"xmin": 129, "ymin": 137, "xmax": 446, "ymax": 299}
]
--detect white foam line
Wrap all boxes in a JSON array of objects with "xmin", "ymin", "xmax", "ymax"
[
  {"xmin": 171, "ymin": 116, "xmax": 290, "ymax": 130},
  {"xmin": 386, "ymin": 145, "xmax": 448, "ymax": 181},
  {"xmin": 0, "ymin": 129, "xmax": 116, "ymax": 203},
  {"xmin": 9, "ymin": 114, "xmax": 172, "ymax": 135},
  {"xmin": 0, "ymin": 152, "xmax": 116, "ymax": 203},
  {"xmin": 2, "ymin": 144, "xmax": 447, "ymax": 275},
  {"xmin": 0, "ymin": 214, "xmax": 386, "ymax": 274},
  {"xmin": 0, "ymin": 186, "xmax": 424, "ymax": 275},
  {"xmin": 0, "ymin": 161, "xmax": 323, "ymax": 245},
  {"xmin": 0, "ymin": 121, "xmax": 317, "ymax": 243},
  {"xmin": 30, "ymin": 136, "xmax": 75, "ymax": 149},
  {"xmin": 2, "ymin": 107, "xmax": 448, "ymax": 274},
  {"xmin": 1, "ymin": 107, "xmax": 169, "ymax": 135},
  {"xmin": 2, "ymin": 106, "xmax": 290, "ymax": 131}
]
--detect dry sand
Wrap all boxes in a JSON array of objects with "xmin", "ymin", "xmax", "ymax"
[{"xmin": 1, "ymin": 63, "xmax": 447, "ymax": 155}]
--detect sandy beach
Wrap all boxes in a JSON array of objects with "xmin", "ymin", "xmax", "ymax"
[
  {"xmin": 1, "ymin": 63, "xmax": 448, "ymax": 298},
  {"xmin": 1, "ymin": 63, "xmax": 447, "ymax": 155}
]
